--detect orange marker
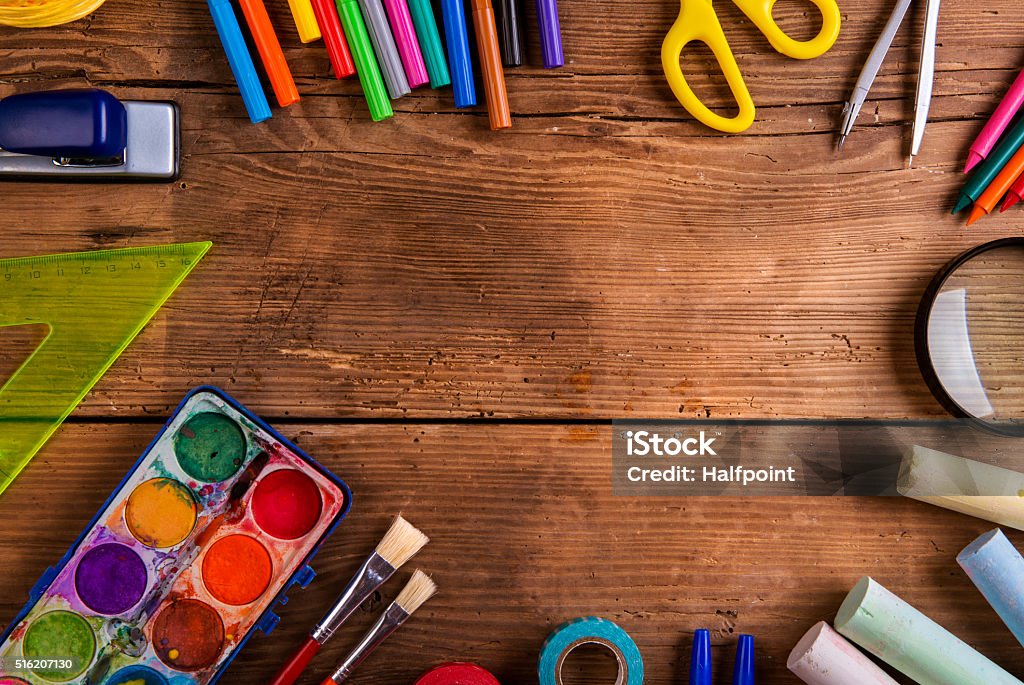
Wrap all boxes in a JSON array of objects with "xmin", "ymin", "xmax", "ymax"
[
  {"xmin": 967, "ymin": 145, "xmax": 1024, "ymax": 225},
  {"xmin": 470, "ymin": 0, "xmax": 511, "ymax": 130},
  {"xmin": 1002, "ymin": 172, "xmax": 1024, "ymax": 212},
  {"xmin": 238, "ymin": 0, "xmax": 300, "ymax": 107}
]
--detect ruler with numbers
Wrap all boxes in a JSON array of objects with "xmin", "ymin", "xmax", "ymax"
[{"xmin": 0, "ymin": 242, "xmax": 211, "ymax": 495}]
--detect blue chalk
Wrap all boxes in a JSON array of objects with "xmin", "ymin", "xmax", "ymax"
[{"xmin": 958, "ymin": 529, "xmax": 1024, "ymax": 647}]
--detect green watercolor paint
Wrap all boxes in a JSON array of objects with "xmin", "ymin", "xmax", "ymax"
[
  {"xmin": 172, "ymin": 412, "xmax": 247, "ymax": 483},
  {"xmin": 22, "ymin": 610, "xmax": 95, "ymax": 681}
]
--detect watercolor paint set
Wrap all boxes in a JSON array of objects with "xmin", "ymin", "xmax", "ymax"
[{"xmin": 0, "ymin": 386, "xmax": 351, "ymax": 685}]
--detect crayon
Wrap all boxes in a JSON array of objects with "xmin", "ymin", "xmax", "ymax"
[
  {"xmin": 207, "ymin": 0, "xmax": 272, "ymax": 123},
  {"xmin": 732, "ymin": 635, "xmax": 754, "ymax": 685},
  {"xmin": 286, "ymin": 0, "xmax": 322, "ymax": 42},
  {"xmin": 954, "ymin": 115, "xmax": 1024, "ymax": 214},
  {"xmin": 535, "ymin": 0, "xmax": 562, "ymax": 68},
  {"xmin": 336, "ymin": 0, "xmax": 394, "ymax": 120},
  {"xmin": 382, "ymin": 0, "xmax": 429, "ymax": 88},
  {"xmin": 359, "ymin": 0, "xmax": 412, "ymax": 98},
  {"xmin": 238, "ymin": 0, "xmax": 300, "ymax": 107},
  {"xmin": 311, "ymin": 0, "xmax": 357, "ymax": 78},
  {"xmin": 690, "ymin": 629, "xmax": 711, "ymax": 685},
  {"xmin": 470, "ymin": 0, "xmax": 511, "ymax": 129},
  {"xmin": 835, "ymin": 576, "xmax": 1024, "ymax": 685},
  {"xmin": 958, "ymin": 529, "xmax": 1024, "ymax": 648},
  {"xmin": 440, "ymin": 0, "xmax": 476, "ymax": 107},
  {"xmin": 495, "ymin": 0, "xmax": 523, "ymax": 67},
  {"xmin": 1001, "ymin": 171, "xmax": 1024, "ymax": 211},
  {"xmin": 406, "ymin": 0, "xmax": 450, "ymax": 88},
  {"xmin": 966, "ymin": 69, "xmax": 1024, "ymax": 173},
  {"xmin": 967, "ymin": 144, "xmax": 1024, "ymax": 225},
  {"xmin": 788, "ymin": 622, "xmax": 898, "ymax": 685}
]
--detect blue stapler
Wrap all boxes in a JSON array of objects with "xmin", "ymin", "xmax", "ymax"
[{"xmin": 0, "ymin": 89, "xmax": 179, "ymax": 180}]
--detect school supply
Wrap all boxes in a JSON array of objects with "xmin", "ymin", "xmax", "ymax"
[
  {"xmin": 360, "ymin": 0, "xmax": 412, "ymax": 98},
  {"xmin": 899, "ymin": 446, "xmax": 1024, "ymax": 530},
  {"xmin": 287, "ymin": 0, "xmax": 322, "ymax": 42},
  {"xmin": 471, "ymin": 0, "xmax": 512, "ymax": 129},
  {"xmin": 966, "ymin": 145, "xmax": 1024, "ymax": 224},
  {"xmin": 966, "ymin": 69, "xmax": 1024, "ymax": 173},
  {"xmin": 535, "ymin": 0, "xmax": 562, "ymax": 68},
  {"xmin": 495, "ymin": 0, "xmax": 524, "ymax": 67},
  {"xmin": 0, "ymin": 0, "xmax": 105, "ymax": 27},
  {"xmin": 311, "ymin": 0, "xmax": 357, "ymax": 78},
  {"xmin": 0, "ymin": 243, "xmax": 210, "ymax": 495},
  {"xmin": 0, "ymin": 89, "xmax": 179, "ymax": 180},
  {"xmin": 440, "ymin": 0, "xmax": 477, "ymax": 107},
  {"xmin": 788, "ymin": 622, "xmax": 899, "ymax": 685},
  {"xmin": 208, "ymin": 0, "xmax": 273, "ymax": 123},
  {"xmin": 732, "ymin": 635, "xmax": 754, "ymax": 685},
  {"xmin": 268, "ymin": 515, "xmax": 428, "ymax": 685},
  {"xmin": 1004, "ymin": 173, "xmax": 1024, "ymax": 211},
  {"xmin": 838, "ymin": 0, "xmax": 939, "ymax": 162},
  {"xmin": 336, "ymin": 0, "xmax": 395, "ymax": 120},
  {"xmin": 415, "ymin": 663, "xmax": 501, "ymax": 685},
  {"xmin": 954, "ymin": 118, "xmax": 1024, "ymax": 213},
  {"xmin": 835, "ymin": 576, "xmax": 1023, "ymax": 685},
  {"xmin": 689, "ymin": 629, "xmax": 711, "ymax": 685},
  {"xmin": 538, "ymin": 617, "xmax": 643, "ymax": 685},
  {"xmin": 238, "ymin": 0, "xmax": 301, "ymax": 107},
  {"xmin": 383, "ymin": 0, "xmax": 430, "ymax": 88},
  {"xmin": 662, "ymin": 0, "xmax": 840, "ymax": 133},
  {"xmin": 0, "ymin": 387, "xmax": 352, "ymax": 685},
  {"xmin": 406, "ymin": 0, "xmax": 451, "ymax": 87},
  {"xmin": 321, "ymin": 570, "xmax": 437, "ymax": 684},
  {"xmin": 958, "ymin": 529, "xmax": 1024, "ymax": 647}
]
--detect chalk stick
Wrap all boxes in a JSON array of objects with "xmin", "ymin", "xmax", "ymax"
[
  {"xmin": 835, "ymin": 576, "xmax": 1023, "ymax": 685},
  {"xmin": 787, "ymin": 621, "xmax": 898, "ymax": 685},
  {"xmin": 958, "ymin": 529, "xmax": 1024, "ymax": 647},
  {"xmin": 898, "ymin": 445, "xmax": 1024, "ymax": 531}
]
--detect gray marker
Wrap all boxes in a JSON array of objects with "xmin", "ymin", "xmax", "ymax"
[{"xmin": 358, "ymin": 0, "xmax": 411, "ymax": 99}]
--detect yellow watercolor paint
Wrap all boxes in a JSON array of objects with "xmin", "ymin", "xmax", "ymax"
[{"xmin": 125, "ymin": 478, "xmax": 199, "ymax": 548}]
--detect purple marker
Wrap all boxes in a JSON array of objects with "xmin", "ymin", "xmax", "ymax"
[{"xmin": 535, "ymin": 0, "xmax": 562, "ymax": 68}]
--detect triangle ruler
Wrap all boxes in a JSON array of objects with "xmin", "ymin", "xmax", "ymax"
[{"xmin": 0, "ymin": 241, "xmax": 212, "ymax": 494}]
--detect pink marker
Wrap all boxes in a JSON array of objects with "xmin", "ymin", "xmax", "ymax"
[
  {"xmin": 382, "ymin": 0, "xmax": 429, "ymax": 88},
  {"xmin": 966, "ymin": 68, "xmax": 1024, "ymax": 173}
]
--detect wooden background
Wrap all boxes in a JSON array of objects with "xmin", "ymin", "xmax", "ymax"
[{"xmin": 2, "ymin": 0, "xmax": 1024, "ymax": 682}]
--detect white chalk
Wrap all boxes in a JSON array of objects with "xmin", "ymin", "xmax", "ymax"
[
  {"xmin": 787, "ymin": 621, "xmax": 898, "ymax": 685},
  {"xmin": 958, "ymin": 529, "xmax": 1024, "ymax": 647}
]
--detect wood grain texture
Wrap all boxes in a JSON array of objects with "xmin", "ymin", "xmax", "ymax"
[{"xmin": 2, "ymin": 0, "xmax": 1024, "ymax": 682}]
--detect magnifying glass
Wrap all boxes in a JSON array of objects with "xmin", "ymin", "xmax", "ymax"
[{"xmin": 915, "ymin": 238, "xmax": 1024, "ymax": 435}]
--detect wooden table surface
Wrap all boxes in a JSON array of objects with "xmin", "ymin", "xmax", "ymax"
[{"xmin": 2, "ymin": 0, "xmax": 1024, "ymax": 682}]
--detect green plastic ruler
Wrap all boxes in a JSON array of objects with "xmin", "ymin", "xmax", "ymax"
[{"xmin": 0, "ymin": 242, "xmax": 212, "ymax": 494}]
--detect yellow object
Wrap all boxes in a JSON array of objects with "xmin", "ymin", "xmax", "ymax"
[
  {"xmin": 287, "ymin": 0, "xmax": 321, "ymax": 42},
  {"xmin": 661, "ymin": 0, "xmax": 841, "ymax": 133},
  {"xmin": 124, "ymin": 478, "xmax": 200, "ymax": 549},
  {"xmin": 0, "ymin": 0, "xmax": 107, "ymax": 27}
]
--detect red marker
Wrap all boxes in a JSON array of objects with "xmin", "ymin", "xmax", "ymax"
[{"xmin": 311, "ymin": 0, "xmax": 356, "ymax": 78}]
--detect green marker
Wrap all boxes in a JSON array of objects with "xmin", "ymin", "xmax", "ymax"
[
  {"xmin": 954, "ymin": 116, "xmax": 1024, "ymax": 213},
  {"xmin": 336, "ymin": 0, "xmax": 393, "ymax": 122},
  {"xmin": 407, "ymin": 0, "xmax": 451, "ymax": 88}
]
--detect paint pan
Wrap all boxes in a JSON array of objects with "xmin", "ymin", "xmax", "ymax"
[{"xmin": 0, "ymin": 387, "xmax": 351, "ymax": 685}]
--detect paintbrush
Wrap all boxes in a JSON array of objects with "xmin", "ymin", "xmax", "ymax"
[
  {"xmin": 267, "ymin": 515, "xmax": 429, "ymax": 685},
  {"xmin": 321, "ymin": 570, "xmax": 437, "ymax": 684}
]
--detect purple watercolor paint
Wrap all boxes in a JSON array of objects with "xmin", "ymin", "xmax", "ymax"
[{"xmin": 74, "ymin": 543, "xmax": 148, "ymax": 615}]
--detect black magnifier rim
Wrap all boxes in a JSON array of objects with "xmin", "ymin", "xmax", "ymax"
[{"xmin": 914, "ymin": 237, "xmax": 1024, "ymax": 437}]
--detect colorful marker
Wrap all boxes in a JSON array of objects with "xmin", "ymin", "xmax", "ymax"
[
  {"xmin": 732, "ymin": 635, "xmax": 754, "ymax": 685},
  {"xmin": 495, "ymin": 0, "xmax": 524, "ymax": 67},
  {"xmin": 440, "ymin": 0, "xmax": 476, "ymax": 107},
  {"xmin": 1002, "ymin": 171, "xmax": 1024, "ymax": 211},
  {"xmin": 238, "ymin": 0, "xmax": 300, "ymax": 107},
  {"xmin": 359, "ymin": 0, "xmax": 412, "ymax": 98},
  {"xmin": 966, "ymin": 145, "xmax": 1024, "ymax": 225},
  {"xmin": 470, "ymin": 0, "xmax": 511, "ymax": 129},
  {"xmin": 953, "ymin": 115, "xmax": 1024, "ymax": 213},
  {"xmin": 690, "ymin": 629, "xmax": 711, "ymax": 685},
  {"xmin": 382, "ymin": 0, "xmax": 429, "ymax": 88},
  {"xmin": 406, "ymin": 0, "xmax": 450, "ymax": 88},
  {"xmin": 311, "ymin": 0, "xmax": 357, "ymax": 78},
  {"xmin": 286, "ymin": 0, "xmax": 322, "ymax": 42},
  {"xmin": 336, "ymin": 0, "xmax": 394, "ymax": 119},
  {"xmin": 535, "ymin": 0, "xmax": 563, "ymax": 68},
  {"xmin": 207, "ymin": 0, "xmax": 272, "ymax": 123},
  {"xmin": 965, "ymin": 69, "xmax": 1024, "ymax": 173}
]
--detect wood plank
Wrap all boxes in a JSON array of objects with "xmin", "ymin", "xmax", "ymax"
[{"xmin": 1, "ymin": 423, "xmax": 1022, "ymax": 684}]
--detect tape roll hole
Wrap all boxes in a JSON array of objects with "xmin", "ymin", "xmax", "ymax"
[{"xmin": 555, "ymin": 638, "xmax": 628, "ymax": 685}]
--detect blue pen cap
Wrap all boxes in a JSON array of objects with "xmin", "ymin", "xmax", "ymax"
[
  {"xmin": 0, "ymin": 89, "xmax": 127, "ymax": 158},
  {"xmin": 732, "ymin": 634, "xmax": 755, "ymax": 685},
  {"xmin": 690, "ymin": 629, "xmax": 712, "ymax": 685}
]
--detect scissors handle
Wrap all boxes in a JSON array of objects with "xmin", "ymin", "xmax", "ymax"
[
  {"xmin": 738, "ymin": 0, "xmax": 841, "ymax": 59},
  {"xmin": 661, "ymin": 0, "xmax": 755, "ymax": 133}
]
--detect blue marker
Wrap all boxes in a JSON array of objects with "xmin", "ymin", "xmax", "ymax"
[
  {"xmin": 207, "ymin": 0, "xmax": 272, "ymax": 123},
  {"xmin": 733, "ymin": 634, "xmax": 755, "ymax": 685},
  {"xmin": 689, "ymin": 629, "xmax": 712, "ymax": 685},
  {"xmin": 439, "ymin": 0, "xmax": 476, "ymax": 107}
]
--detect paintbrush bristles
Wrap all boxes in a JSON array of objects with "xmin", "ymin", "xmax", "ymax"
[
  {"xmin": 375, "ymin": 515, "xmax": 428, "ymax": 569},
  {"xmin": 394, "ymin": 570, "xmax": 436, "ymax": 614}
]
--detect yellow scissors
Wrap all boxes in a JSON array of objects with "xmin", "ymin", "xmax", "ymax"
[{"xmin": 662, "ymin": 0, "xmax": 841, "ymax": 133}]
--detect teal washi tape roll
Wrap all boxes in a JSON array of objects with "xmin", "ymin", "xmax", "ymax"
[{"xmin": 539, "ymin": 617, "xmax": 644, "ymax": 685}]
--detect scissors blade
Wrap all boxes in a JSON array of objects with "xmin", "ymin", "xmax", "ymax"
[
  {"xmin": 838, "ymin": 0, "xmax": 913, "ymax": 148},
  {"xmin": 911, "ymin": 0, "xmax": 941, "ymax": 159}
]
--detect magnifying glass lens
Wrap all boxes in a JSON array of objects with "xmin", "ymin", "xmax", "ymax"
[{"xmin": 926, "ymin": 244, "xmax": 1024, "ymax": 429}]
